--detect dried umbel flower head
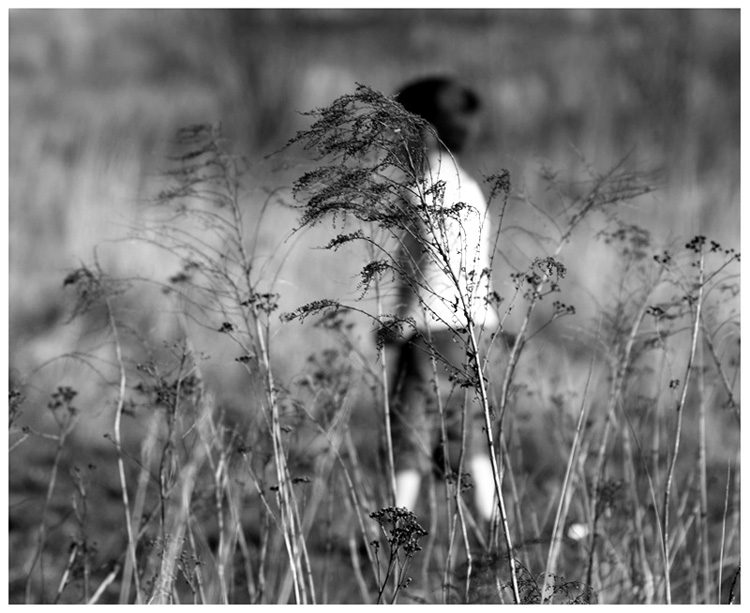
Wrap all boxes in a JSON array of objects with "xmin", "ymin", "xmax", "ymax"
[{"xmin": 370, "ymin": 506, "xmax": 428, "ymax": 556}]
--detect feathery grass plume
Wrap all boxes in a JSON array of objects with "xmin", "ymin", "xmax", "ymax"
[
  {"xmin": 285, "ymin": 82, "xmax": 522, "ymax": 602},
  {"xmin": 146, "ymin": 123, "xmax": 316, "ymax": 603}
]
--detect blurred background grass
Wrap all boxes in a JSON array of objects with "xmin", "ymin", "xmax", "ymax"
[{"xmin": 8, "ymin": 9, "xmax": 741, "ymax": 602}]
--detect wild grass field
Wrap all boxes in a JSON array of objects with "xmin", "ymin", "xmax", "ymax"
[{"xmin": 7, "ymin": 9, "xmax": 740, "ymax": 604}]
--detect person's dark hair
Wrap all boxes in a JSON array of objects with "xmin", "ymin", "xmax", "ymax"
[{"xmin": 395, "ymin": 77, "xmax": 481, "ymax": 153}]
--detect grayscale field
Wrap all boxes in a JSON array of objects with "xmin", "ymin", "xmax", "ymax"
[{"xmin": 8, "ymin": 9, "xmax": 740, "ymax": 604}]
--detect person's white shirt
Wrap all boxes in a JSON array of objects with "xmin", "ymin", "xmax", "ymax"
[{"xmin": 396, "ymin": 149, "xmax": 499, "ymax": 333}]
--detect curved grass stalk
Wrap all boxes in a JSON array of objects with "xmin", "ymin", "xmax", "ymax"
[
  {"xmin": 661, "ymin": 249, "xmax": 704, "ymax": 604},
  {"xmin": 586, "ymin": 287, "xmax": 655, "ymax": 591},
  {"xmin": 370, "ymin": 243, "xmax": 398, "ymax": 507},
  {"xmin": 541, "ymin": 351, "xmax": 595, "ymax": 600},
  {"xmin": 23, "ymin": 408, "xmax": 78, "ymax": 603},
  {"xmin": 106, "ymin": 296, "xmax": 143, "ymax": 604},
  {"xmin": 466, "ymin": 325, "xmax": 520, "ymax": 603}
]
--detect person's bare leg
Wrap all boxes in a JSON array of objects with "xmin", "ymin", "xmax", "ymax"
[
  {"xmin": 394, "ymin": 468, "xmax": 422, "ymax": 511},
  {"xmin": 469, "ymin": 454, "xmax": 496, "ymax": 522}
]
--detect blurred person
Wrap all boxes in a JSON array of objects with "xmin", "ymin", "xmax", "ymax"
[{"xmin": 390, "ymin": 76, "xmax": 500, "ymax": 523}]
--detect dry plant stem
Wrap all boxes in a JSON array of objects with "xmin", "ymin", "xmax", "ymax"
[
  {"xmin": 148, "ymin": 430, "xmax": 207, "ymax": 604},
  {"xmin": 620, "ymin": 407, "xmax": 657, "ymax": 603},
  {"xmin": 185, "ymin": 522, "xmax": 207, "ymax": 603},
  {"xmin": 288, "ymin": 479, "xmax": 317, "ymax": 600},
  {"xmin": 243, "ymin": 488, "xmax": 278, "ymax": 604},
  {"xmin": 541, "ymin": 354, "xmax": 594, "ymax": 600},
  {"xmin": 442, "ymin": 511, "xmax": 460, "ymax": 604},
  {"xmin": 373, "ymin": 550, "xmax": 393, "ymax": 604},
  {"xmin": 457, "ymin": 500, "xmax": 472, "ymax": 604},
  {"xmin": 390, "ymin": 556, "xmax": 416, "ymax": 604},
  {"xmin": 497, "ymin": 266, "xmax": 553, "ymax": 427},
  {"xmin": 211, "ymin": 435, "xmax": 244, "ymax": 604},
  {"xmin": 467, "ymin": 325, "xmax": 521, "ymax": 604},
  {"xmin": 297, "ymin": 418, "xmax": 348, "ymax": 539},
  {"xmin": 668, "ymin": 481, "xmax": 696, "ymax": 567},
  {"xmin": 443, "ymin": 383, "xmax": 475, "ymax": 602},
  {"xmin": 225, "ymin": 160, "xmax": 313, "ymax": 604},
  {"xmin": 696, "ymin": 340, "xmax": 710, "ymax": 603},
  {"xmin": 411, "ymin": 201, "xmax": 516, "ymax": 598},
  {"xmin": 23, "ymin": 409, "xmax": 77, "ymax": 603},
  {"xmin": 498, "ymin": 437, "xmax": 526, "ymax": 562},
  {"xmin": 119, "ymin": 409, "xmax": 159, "ymax": 604},
  {"xmin": 372, "ymin": 547, "xmax": 384, "ymax": 601},
  {"xmin": 717, "ymin": 462, "xmax": 731, "ymax": 603},
  {"xmin": 300, "ymin": 403, "xmax": 379, "ymax": 581},
  {"xmin": 269, "ymin": 409, "xmax": 310, "ymax": 604},
  {"xmin": 348, "ymin": 533, "xmax": 371, "ymax": 602},
  {"xmin": 586, "ymin": 291, "xmax": 653, "ymax": 590},
  {"xmin": 499, "ymin": 162, "xmax": 653, "ymax": 425},
  {"xmin": 699, "ymin": 314, "xmax": 740, "ymax": 422},
  {"xmin": 424, "ymin": 334, "xmax": 463, "ymax": 603},
  {"xmin": 727, "ymin": 566, "xmax": 740, "ymax": 604},
  {"xmin": 253, "ymin": 305, "xmax": 310, "ymax": 597},
  {"xmin": 438, "ymin": 447, "xmax": 471, "ymax": 603},
  {"xmin": 373, "ymin": 271, "xmax": 398, "ymax": 506},
  {"xmin": 424, "ymin": 206, "xmax": 519, "ymax": 602},
  {"xmin": 265, "ymin": 402, "xmax": 304, "ymax": 603},
  {"xmin": 207, "ymin": 440, "xmax": 230, "ymax": 603},
  {"xmin": 253, "ymin": 355, "xmax": 315, "ymax": 605},
  {"xmin": 455, "ymin": 397, "xmax": 473, "ymax": 605},
  {"xmin": 422, "ymin": 479, "xmax": 438, "ymax": 595},
  {"xmin": 258, "ymin": 503, "xmax": 271, "ymax": 602},
  {"xmin": 630, "ymin": 356, "xmax": 672, "ymax": 597},
  {"xmin": 53, "ymin": 543, "xmax": 78, "ymax": 603},
  {"xmin": 232, "ymin": 497, "xmax": 258, "ymax": 602},
  {"xmin": 87, "ymin": 563, "xmax": 121, "ymax": 605},
  {"xmin": 662, "ymin": 250, "xmax": 704, "ymax": 604},
  {"xmin": 109, "ymin": 298, "xmax": 143, "ymax": 603},
  {"xmin": 9, "ymin": 432, "xmax": 30, "ymax": 452},
  {"xmin": 380, "ymin": 355, "xmax": 397, "ymax": 504},
  {"xmin": 341, "ymin": 430, "xmax": 380, "ymax": 574}
]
